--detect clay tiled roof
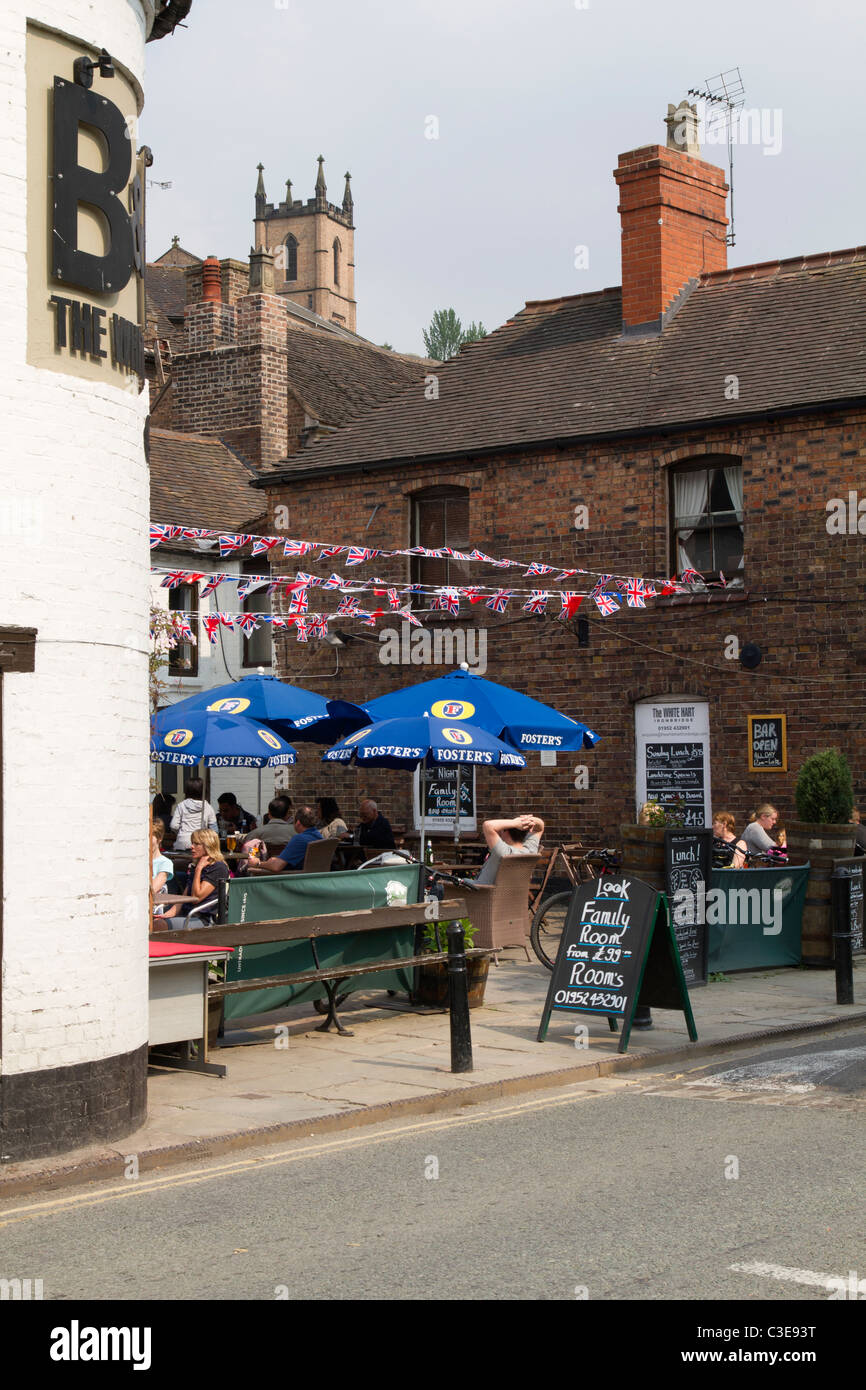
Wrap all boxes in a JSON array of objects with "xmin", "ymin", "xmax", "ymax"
[
  {"xmin": 283, "ymin": 324, "xmax": 429, "ymax": 426},
  {"xmin": 265, "ymin": 247, "xmax": 866, "ymax": 480},
  {"xmin": 146, "ymin": 264, "xmax": 188, "ymax": 329},
  {"xmin": 149, "ymin": 429, "xmax": 260, "ymax": 532}
]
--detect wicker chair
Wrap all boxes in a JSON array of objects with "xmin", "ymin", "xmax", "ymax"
[
  {"xmin": 301, "ymin": 837, "xmax": 340, "ymax": 873},
  {"xmin": 459, "ymin": 853, "xmax": 538, "ymax": 959}
]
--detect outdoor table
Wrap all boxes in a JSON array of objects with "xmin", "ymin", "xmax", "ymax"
[
  {"xmin": 158, "ymin": 893, "xmax": 198, "ymax": 907},
  {"xmin": 148, "ymin": 940, "xmax": 234, "ymax": 1077}
]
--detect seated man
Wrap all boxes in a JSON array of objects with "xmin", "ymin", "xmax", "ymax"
[
  {"xmin": 475, "ymin": 814, "xmax": 544, "ymax": 885},
  {"xmin": 242, "ymin": 796, "xmax": 294, "ymax": 850},
  {"xmin": 246, "ymin": 806, "xmax": 322, "ymax": 874},
  {"xmin": 358, "ymin": 798, "xmax": 395, "ymax": 850},
  {"xmin": 217, "ymin": 792, "xmax": 257, "ymax": 837}
]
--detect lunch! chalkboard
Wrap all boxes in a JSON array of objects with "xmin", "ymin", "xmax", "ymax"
[
  {"xmin": 537, "ymin": 874, "xmax": 698, "ymax": 1053},
  {"xmin": 645, "ymin": 741, "xmax": 707, "ymax": 826},
  {"xmin": 664, "ymin": 827, "xmax": 711, "ymax": 988},
  {"xmin": 834, "ymin": 861, "xmax": 864, "ymax": 955},
  {"xmin": 748, "ymin": 714, "xmax": 787, "ymax": 772}
]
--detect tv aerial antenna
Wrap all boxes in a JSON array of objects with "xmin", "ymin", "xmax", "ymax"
[
  {"xmin": 688, "ymin": 68, "xmax": 745, "ymax": 246},
  {"xmin": 147, "ymin": 179, "xmax": 173, "ymax": 190}
]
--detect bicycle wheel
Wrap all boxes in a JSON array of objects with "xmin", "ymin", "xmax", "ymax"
[{"xmin": 530, "ymin": 891, "xmax": 572, "ymax": 970}]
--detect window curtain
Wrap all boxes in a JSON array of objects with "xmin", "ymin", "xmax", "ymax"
[
  {"xmin": 674, "ymin": 471, "xmax": 709, "ymax": 572},
  {"xmin": 723, "ymin": 465, "xmax": 745, "ymax": 570}
]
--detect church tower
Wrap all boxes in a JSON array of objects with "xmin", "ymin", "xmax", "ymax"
[{"xmin": 253, "ymin": 157, "xmax": 356, "ymax": 332}]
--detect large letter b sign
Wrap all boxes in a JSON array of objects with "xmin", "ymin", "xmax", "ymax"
[{"xmin": 52, "ymin": 78, "xmax": 135, "ymax": 294}]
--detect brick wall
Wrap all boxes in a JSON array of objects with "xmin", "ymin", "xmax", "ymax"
[{"xmin": 263, "ymin": 408, "xmax": 866, "ymax": 844}]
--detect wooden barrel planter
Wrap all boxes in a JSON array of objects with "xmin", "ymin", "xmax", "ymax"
[
  {"xmin": 415, "ymin": 957, "xmax": 489, "ymax": 1009},
  {"xmin": 619, "ymin": 825, "xmax": 666, "ymax": 892},
  {"xmin": 785, "ymin": 821, "xmax": 857, "ymax": 966}
]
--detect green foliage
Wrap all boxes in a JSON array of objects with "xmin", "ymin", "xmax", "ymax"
[
  {"xmin": 421, "ymin": 917, "xmax": 476, "ymax": 953},
  {"xmin": 794, "ymin": 748, "xmax": 854, "ymax": 824},
  {"xmin": 709, "ymin": 972, "xmax": 730, "ymax": 983},
  {"xmin": 422, "ymin": 309, "xmax": 487, "ymax": 361}
]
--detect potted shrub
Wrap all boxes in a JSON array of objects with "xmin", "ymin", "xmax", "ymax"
[
  {"xmin": 414, "ymin": 918, "xmax": 489, "ymax": 1009},
  {"xmin": 787, "ymin": 748, "xmax": 856, "ymax": 965},
  {"xmin": 620, "ymin": 797, "xmax": 686, "ymax": 892}
]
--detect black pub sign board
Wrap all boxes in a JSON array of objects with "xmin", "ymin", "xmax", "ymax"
[
  {"xmin": 664, "ymin": 827, "xmax": 711, "ymax": 988},
  {"xmin": 748, "ymin": 714, "xmax": 787, "ymax": 772},
  {"xmin": 537, "ymin": 874, "xmax": 698, "ymax": 1053}
]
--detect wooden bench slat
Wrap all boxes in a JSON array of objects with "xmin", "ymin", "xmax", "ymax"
[
  {"xmin": 151, "ymin": 898, "xmax": 468, "ymax": 948},
  {"xmin": 207, "ymin": 947, "xmax": 499, "ymax": 999}
]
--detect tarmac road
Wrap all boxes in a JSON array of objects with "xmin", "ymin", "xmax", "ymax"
[{"xmin": 0, "ymin": 1025, "xmax": 863, "ymax": 1302}]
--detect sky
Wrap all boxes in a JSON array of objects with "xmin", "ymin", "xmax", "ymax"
[{"xmin": 141, "ymin": 0, "xmax": 866, "ymax": 356}]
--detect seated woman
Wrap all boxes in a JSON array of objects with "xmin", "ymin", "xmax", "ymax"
[
  {"xmin": 712, "ymin": 811, "xmax": 747, "ymax": 869},
  {"xmin": 317, "ymin": 796, "xmax": 349, "ymax": 840},
  {"xmin": 151, "ymin": 819, "xmax": 174, "ymax": 898},
  {"xmin": 164, "ymin": 828, "xmax": 230, "ymax": 925}
]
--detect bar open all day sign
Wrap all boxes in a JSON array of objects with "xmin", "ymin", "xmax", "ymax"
[{"xmin": 748, "ymin": 714, "xmax": 787, "ymax": 772}]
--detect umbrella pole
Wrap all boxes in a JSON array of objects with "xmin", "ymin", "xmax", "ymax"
[{"xmin": 420, "ymin": 765, "xmax": 427, "ymax": 866}]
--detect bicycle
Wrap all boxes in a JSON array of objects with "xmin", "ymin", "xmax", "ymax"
[{"xmin": 529, "ymin": 846, "xmax": 621, "ymax": 969}]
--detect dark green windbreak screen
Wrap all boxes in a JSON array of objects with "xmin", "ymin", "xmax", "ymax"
[{"xmin": 223, "ymin": 864, "xmax": 423, "ymax": 1020}]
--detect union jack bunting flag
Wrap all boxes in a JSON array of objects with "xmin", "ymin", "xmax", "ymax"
[
  {"xmin": 401, "ymin": 583, "xmax": 425, "ymax": 594},
  {"xmin": 295, "ymin": 571, "xmax": 323, "ymax": 587},
  {"xmin": 345, "ymin": 546, "xmax": 381, "ymax": 566},
  {"xmin": 318, "ymin": 546, "xmax": 347, "ymax": 560},
  {"xmin": 559, "ymin": 592, "xmax": 584, "ymax": 620},
  {"xmin": 335, "ymin": 596, "xmax": 361, "ymax": 617},
  {"xmin": 200, "ymin": 573, "xmax": 227, "ymax": 598},
  {"xmin": 485, "ymin": 589, "xmax": 511, "ymax": 613},
  {"xmin": 287, "ymin": 587, "xmax": 309, "ymax": 615},
  {"xmin": 236, "ymin": 577, "xmax": 267, "ymax": 601},
  {"xmin": 404, "ymin": 546, "xmax": 442, "ymax": 558},
  {"xmin": 150, "ymin": 525, "xmax": 168, "ymax": 548},
  {"xmin": 459, "ymin": 587, "xmax": 484, "ymax": 605},
  {"xmin": 659, "ymin": 579, "xmax": 678, "ymax": 595},
  {"xmin": 590, "ymin": 574, "xmax": 611, "ymax": 595},
  {"xmin": 399, "ymin": 607, "xmax": 422, "ymax": 627},
  {"xmin": 160, "ymin": 570, "xmax": 204, "ymax": 589},
  {"xmin": 523, "ymin": 590, "xmax": 549, "ymax": 614},
  {"xmin": 173, "ymin": 616, "xmax": 196, "ymax": 644},
  {"xmin": 357, "ymin": 610, "xmax": 378, "ymax": 627},
  {"xmin": 295, "ymin": 619, "xmax": 310, "ymax": 642},
  {"xmin": 322, "ymin": 573, "xmax": 344, "ymax": 590},
  {"xmin": 236, "ymin": 613, "xmax": 260, "ymax": 635},
  {"xmin": 643, "ymin": 581, "xmax": 657, "ymax": 598},
  {"xmin": 270, "ymin": 617, "xmax": 287, "ymax": 629},
  {"xmin": 718, "ymin": 571, "xmax": 727, "ymax": 588},
  {"xmin": 309, "ymin": 615, "xmax": 329, "ymax": 639},
  {"xmin": 252, "ymin": 537, "xmax": 281, "ymax": 556},
  {"xmin": 680, "ymin": 567, "xmax": 702, "ymax": 584},
  {"xmin": 554, "ymin": 569, "xmax": 578, "ymax": 580},
  {"xmin": 525, "ymin": 562, "xmax": 555, "ymax": 577},
  {"xmin": 440, "ymin": 588, "xmax": 461, "ymax": 615},
  {"xmin": 216, "ymin": 612, "xmax": 236, "ymax": 628},
  {"xmin": 180, "ymin": 528, "xmax": 214, "ymax": 541},
  {"xmin": 441, "ymin": 547, "xmax": 470, "ymax": 560},
  {"xmin": 218, "ymin": 534, "xmax": 251, "ymax": 558},
  {"xmin": 594, "ymin": 591, "xmax": 620, "ymax": 616},
  {"xmin": 266, "ymin": 578, "xmax": 284, "ymax": 597},
  {"xmin": 625, "ymin": 580, "xmax": 647, "ymax": 608},
  {"xmin": 202, "ymin": 615, "xmax": 221, "ymax": 644},
  {"xmin": 283, "ymin": 539, "xmax": 314, "ymax": 557},
  {"xmin": 387, "ymin": 588, "xmax": 402, "ymax": 609}
]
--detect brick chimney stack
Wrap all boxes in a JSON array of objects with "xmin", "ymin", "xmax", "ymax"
[{"xmin": 614, "ymin": 106, "xmax": 729, "ymax": 335}]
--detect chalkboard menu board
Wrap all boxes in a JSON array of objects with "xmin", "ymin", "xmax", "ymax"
[
  {"xmin": 833, "ymin": 861, "xmax": 864, "ymax": 955},
  {"xmin": 537, "ymin": 874, "xmax": 698, "ymax": 1052},
  {"xmin": 644, "ymin": 741, "xmax": 706, "ymax": 826},
  {"xmin": 748, "ymin": 714, "xmax": 787, "ymax": 772},
  {"xmin": 664, "ymin": 828, "xmax": 711, "ymax": 988},
  {"xmin": 414, "ymin": 765, "xmax": 476, "ymax": 832}
]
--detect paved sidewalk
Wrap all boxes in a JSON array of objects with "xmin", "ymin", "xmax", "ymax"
[{"xmin": 2, "ymin": 955, "xmax": 864, "ymax": 1197}]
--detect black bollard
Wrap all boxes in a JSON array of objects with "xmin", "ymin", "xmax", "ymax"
[
  {"xmin": 631, "ymin": 1005, "xmax": 654, "ymax": 1030},
  {"xmin": 831, "ymin": 866, "xmax": 855, "ymax": 1006},
  {"xmin": 447, "ymin": 921, "xmax": 473, "ymax": 1073}
]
